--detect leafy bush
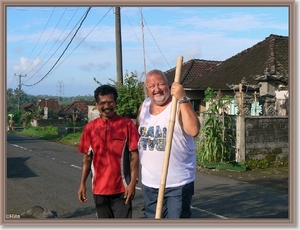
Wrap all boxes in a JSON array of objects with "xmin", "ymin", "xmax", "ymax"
[
  {"xmin": 7, "ymin": 109, "xmax": 23, "ymax": 126},
  {"xmin": 20, "ymin": 108, "xmax": 42, "ymax": 128},
  {"xmin": 44, "ymin": 126, "xmax": 58, "ymax": 134},
  {"xmin": 60, "ymin": 132, "xmax": 82, "ymax": 146}
]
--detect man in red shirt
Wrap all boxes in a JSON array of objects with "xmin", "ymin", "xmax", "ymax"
[{"xmin": 77, "ymin": 85, "xmax": 139, "ymax": 218}]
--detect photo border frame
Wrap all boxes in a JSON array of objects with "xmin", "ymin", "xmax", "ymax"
[{"xmin": 1, "ymin": 0, "xmax": 296, "ymax": 227}]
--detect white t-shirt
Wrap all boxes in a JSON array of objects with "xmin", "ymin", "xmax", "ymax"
[{"xmin": 138, "ymin": 97, "xmax": 196, "ymax": 188}]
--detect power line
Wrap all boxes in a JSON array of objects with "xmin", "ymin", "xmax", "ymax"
[
  {"xmin": 23, "ymin": 7, "xmax": 112, "ymax": 87},
  {"xmin": 51, "ymin": 7, "xmax": 113, "ymax": 72},
  {"xmin": 15, "ymin": 7, "xmax": 56, "ymax": 74},
  {"xmin": 23, "ymin": 7, "xmax": 82, "ymax": 84},
  {"xmin": 23, "ymin": 7, "xmax": 92, "ymax": 87},
  {"xmin": 23, "ymin": 7, "xmax": 69, "ymax": 77}
]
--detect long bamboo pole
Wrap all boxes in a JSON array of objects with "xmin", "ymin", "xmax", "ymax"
[{"xmin": 155, "ymin": 56, "xmax": 183, "ymax": 219}]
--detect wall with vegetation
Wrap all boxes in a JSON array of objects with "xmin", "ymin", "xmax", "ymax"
[{"xmin": 244, "ymin": 116, "xmax": 289, "ymax": 161}]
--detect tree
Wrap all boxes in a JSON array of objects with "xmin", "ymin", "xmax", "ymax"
[
  {"xmin": 21, "ymin": 108, "xmax": 42, "ymax": 129},
  {"xmin": 6, "ymin": 88, "xmax": 35, "ymax": 111},
  {"xmin": 94, "ymin": 71, "xmax": 145, "ymax": 118},
  {"xmin": 6, "ymin": 88, "xmax": 18, "ymax": 111}
]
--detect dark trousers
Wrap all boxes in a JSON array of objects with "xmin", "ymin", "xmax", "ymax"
[
  {"xmin": 93, "ymin": 193, "xmax": 132, "ymax": 218},
  {"xmin": 142, "ymin": 181, "xmax": 194, "ymax": 218}
]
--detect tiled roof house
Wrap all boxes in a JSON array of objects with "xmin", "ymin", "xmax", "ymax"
[
  {"xmin": 36, "ymin": 98, "xmax": 61, "ymax": 112},
  {"xmin": 164, "ymin": 34, "xmax": 289, "ymax": 115},
  {"xmin": 57, "ymin": 101, "xmax": 94, "ymax": 120},
  {"xmin": 21, "ymin": 101, "xmax": 37, "ymax": 111}
]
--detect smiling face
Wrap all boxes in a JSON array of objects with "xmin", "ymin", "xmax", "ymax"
[
  {"xmin": 145, "ymin": 70, "xmax": 170, "ymax": 106},
  {"xmin": 96, "ymin": 93, "xmax": 117, "ymax": 119}
]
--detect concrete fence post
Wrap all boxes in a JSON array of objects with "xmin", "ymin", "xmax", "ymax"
[{"xmin": 236, "ymin": 115, "xmax": 245, "ymax": 162}]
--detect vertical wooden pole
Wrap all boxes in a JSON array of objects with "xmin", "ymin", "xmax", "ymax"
[{"xmin": 155, "ymin": 56, "xmax": 183, "ymax": 219}]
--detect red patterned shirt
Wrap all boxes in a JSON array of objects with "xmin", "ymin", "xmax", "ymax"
[{"xmin": 78, "ymin": 114, "xmax": 139, "ymax": 195}]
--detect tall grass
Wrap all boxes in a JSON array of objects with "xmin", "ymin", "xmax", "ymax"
[{"xmin": 196, "ymin": 88, "xmax": 235, "ymax": 163}]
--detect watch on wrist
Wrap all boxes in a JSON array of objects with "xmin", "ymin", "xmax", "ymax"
[{"xmin": 178, "ymin": 96, "xmax": 190, "ymax": 104}]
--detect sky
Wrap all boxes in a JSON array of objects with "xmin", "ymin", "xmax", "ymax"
[{"xmin": 6, "ymin": 6, "xmax": 289, "ymax": 97}]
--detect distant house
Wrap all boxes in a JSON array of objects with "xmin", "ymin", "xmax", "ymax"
[
  {"xmin": 21, "ymin": 98, "xmax": 96, "ymax": 123},
  {"xmin": 37, "ymin": 98, "xmax": 62, "ymax": 119},
  {"xmin": 22, "ymin": 98, "xmax": 62, "ymax": 119},
  {"xmin": 164, "ymin": 34, "xmax": 289, "ymax": 116},
  {"xmin": 57, "ymin": 101, "xmax": 94, "ymax": 121},
  {"xmin": 21, "ymin": 101, "xmax": 37, "ymax": 112},
  {"xmin": 36, "ymin": 98, "xmax": 61, "ymax": 111}
]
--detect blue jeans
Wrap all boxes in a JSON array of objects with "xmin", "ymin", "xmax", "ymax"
[{"xmin": 142, "ymin": 181, "xmax": 194, "ymax": 218}]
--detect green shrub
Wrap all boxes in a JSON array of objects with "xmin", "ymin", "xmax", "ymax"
[
  {"xmin": 243, "ymin": 159, "xmax": 269, "ymax": 169},
  {"xmin": 60, "ymin": 132, "xmax": 82, "ymax": 146}
]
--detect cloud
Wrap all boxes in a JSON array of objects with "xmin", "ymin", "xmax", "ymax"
[
  {"xmin": 174, "ymin": 12, "xmax": 287, "ymax": 32},
  {"xmin": 13, "ymin": 56, "xmax": 41, "ymax": 72},
  {"xmin": 12, "ymin": 46, "xmax": 23, "ymax": 55},
  {"xmin": 96, "ymin": 62, "xmax": 111, "ymax": 70}
]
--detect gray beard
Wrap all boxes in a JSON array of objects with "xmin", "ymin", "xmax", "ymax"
[{"xmin": 153, "ymin": 93, "xmax": 170, "ymax": 104}]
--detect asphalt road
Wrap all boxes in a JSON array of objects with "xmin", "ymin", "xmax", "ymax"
[{"xmin": 5, "ymin": 134, "xmax": 289, "ymax": 225}]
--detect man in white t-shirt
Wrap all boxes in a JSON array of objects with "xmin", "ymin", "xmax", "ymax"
[{"xmin": 136, "ymin": 69, "xmax": 200, "ymax": 218}]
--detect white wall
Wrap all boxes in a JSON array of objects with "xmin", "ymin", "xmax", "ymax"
[{"xmin": 88, "ymin": 105, "xmax": 100, "ymax": 121}]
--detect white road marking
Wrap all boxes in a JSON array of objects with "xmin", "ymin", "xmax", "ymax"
[
  {"xmin": 191, "ymin": 205, "xmax": 228, "ymax": 219},
  {"xmin": 71, "ymin": 164, "xmax": 81, "ymax": 170},
  {"xmin": 10, "ymin": 144, "xmax": 32, "ymax": 151}
]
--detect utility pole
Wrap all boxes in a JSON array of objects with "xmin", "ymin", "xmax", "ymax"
[
  {"xmin": 14, "ymin": 73, "xmax": 27, "ymax": 111},
  {"xmin": 140, "ymin": 7, "xmax": 147, "ymax": 99},
  {"xmin": 115, "ymin": 7, "xmax": 123, "ymax": 84},
  {"xmin": 141, "ymin": 7, "xmax": 146, "ymax": 77},
  {"xmin": 238, "ymin": 83, "xmax": 243, "ymax": 116}
]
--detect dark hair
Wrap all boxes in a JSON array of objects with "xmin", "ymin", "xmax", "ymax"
[{"xmin": 94, "ymin": 85, "xmax": 118, "ymax": 103}]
